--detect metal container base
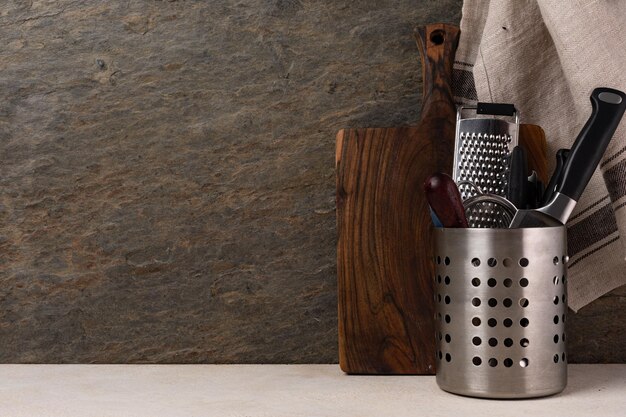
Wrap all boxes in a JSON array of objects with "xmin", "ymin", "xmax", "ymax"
[{"xmin": 437, "ymin": 379, "xmax": 567, "ymax": 399}]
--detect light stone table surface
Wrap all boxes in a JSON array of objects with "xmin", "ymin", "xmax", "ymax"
[{"xmin": 0, "ymin": 365, "xmax": 623, "ymax": 416}]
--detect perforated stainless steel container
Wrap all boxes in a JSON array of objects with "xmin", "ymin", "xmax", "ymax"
[{"xmin": 433, "ymin": 227, "xmax": 568, "ymax": 398}]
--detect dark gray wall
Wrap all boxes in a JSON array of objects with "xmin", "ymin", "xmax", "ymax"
[{"xmin": 0, "ymin": 0, "xmax": 623, "ymax": 363}]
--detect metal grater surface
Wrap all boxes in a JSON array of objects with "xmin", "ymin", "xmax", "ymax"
[
  {"xmin": 455, "ymin": 130, "xmax": 512, "ymax": 199},
  {"xmin": 453, "ymin": 108, "xmax": 519, "ymax": 228}
]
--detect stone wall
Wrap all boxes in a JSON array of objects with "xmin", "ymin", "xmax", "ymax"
[{"xmin": 0, "ymin": 0, "xmax": 623, "ymax": 363}]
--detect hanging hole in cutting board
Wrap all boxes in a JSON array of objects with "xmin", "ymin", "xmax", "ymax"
[{"xmin": 430, "ymin": 30, "xmax": 445, "ymax": 45}]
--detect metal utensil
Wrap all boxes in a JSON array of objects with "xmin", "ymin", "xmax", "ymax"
[
  {"xmin": 424, "ymin": 173, "xmax": 468, "ymax": 228},
  {"xmin": 453, "ymin": 103, "xmax": 519, "ymax": 201},
  {"xmin": 458, "ymin": 181, "xmax": 517, "ymax": 228},
  {"xmin": 510, "ymin": 87, "xmax": 626, "ymax": 228}
]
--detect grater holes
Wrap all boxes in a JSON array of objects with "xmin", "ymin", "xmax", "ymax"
[
  {"xmin": 437, "ymin": 294, "xmax": 441, "ymax": 303},
  {"xmin": 504, "ymin": 338, "xmax": 513, "ymax": 347},
  {"xmin": 487, "ymin": 278, "xmax": 497, "ymax": 287},
  {"xmin": 472, "ymin": 317, "xmax": 481, "ymax": 327},
  {"xmin": 445, "ymin": 314, "xmax": 451, "ymax": 323},
  {"xmin": 471, "ymin": 258, "xmax": 481, "ymax": 267},
  {"xmin": 503, "ymin": 278, "xmax": 513, "ymax": 287},
  {"xmin": 488, "ymin": 298, "xmax": 497, "ymax": 307},
  {"xmin": 444, "ymin": 256, "xmax": 450, "ymax": 265},
  {"xmin": 553, "ymin": 276, "xmax": 559, "ymax": 285},
  {"xmin": 554, "ymin": 334, "xmax": 559, "ymax": 343},
  {"xmin": 472, "ymin": 277, "xmax": 481, "ymax": 287},
  {"xmin": 444, "ymin": 276, "xmax": 450, "ymax": 285},
  {"xmin": 503, "ymin": 298, "xmax": 512, "ymax": 308},
  {"xmin": 472, "ymin": 336, "xmax": 482, "ymax": 346},
  {"xmin": 488, "ymin": 318, "xmax": 497, "ymax": 327},
  {"xmin": 488, "ymin": 338, "xmax": 498, "ymax": 347},
  {"xmin": 487, "ymin": 258, "xmax": 497, "ymax": 267},
  {"xmin": 445, "ymin": 353, "xmax": 452, "ymax": 362},
  {"xmin": 553, "ymin": 354, "xmax": 559, "ymax": 363},
  {"xmin": 444, "ymin": 295, "xmax": 451, "ymax": 304},
  {"xmin": 553, "ymin": 256, "xmax": 560, "ymax": 265},
  {"xmin": 488, "ymin": 358, "xmax": 498, "ymax": 367},
  {"xmin": 502, "ymin": 258, "xmax": 513, "ymax": 267},
  {"xmin": 504, "ymin": 358, "xmax": 513, "ymax": 367},
  {"xmin": 553, "ymin": 296, "xmax": 559, "ymax": 305},
  {"xmin": 438, "ymin": 351, "xmax": 442, "ymax": 360},
  {"xmin": 520, "ymin": 318, "xmax": 529, "ymax": 327},
  {"xmin": 520, "ymin": 278, "xmax": 529, "ymax": 287},
  {"xmin": 520, "ymin": 358, "xmax": 529, "ymax": 368},
  {"xmin": 472, "ymin": 297, "xmax": 481, "ymax": 307},
  {"xmin": 562, "ymin": 352, "xmax": 566, "ymax": 362},
  {"xmin": 520, "ymin": 338, "xmax": 529, "ymax": 347},
  {"xmin": 445, "ymin": 334, "xmax": 451, "ymax": 343},
  {"xmin": 553, "ymin": 315, "xmax": 559, "ymax": 324},
  {"xmin": 519, "ymin": 258, "xmax": 529, "ymax": 267},
  {"xmin": 563, "ymin": 255, "xmax": 569, "ymax": 264},
  {"xmin": 503, "ymin": 318, "xmax": 513, "ymax": 327},
  {"xmin": 519, "ymin": 298, "xmax": 529, "ymax": 308},
  {"xmin": 473, "ymin": 356, "xmax": 482, "ymax": 366},
  {"xmin": 562, "ymin": 294, "xmax": 566, "ymax": 304}
]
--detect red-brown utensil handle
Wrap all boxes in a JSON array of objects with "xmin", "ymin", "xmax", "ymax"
[{"xmin": 424, "ymin": 173, "xmax": 468, "ymax": 228}]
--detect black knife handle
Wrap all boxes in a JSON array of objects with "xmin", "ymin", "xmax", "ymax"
[
  {"xmin": 559, "ymin": 87, "xmax": 626, "ymax": 201},
  {"xmin": 507, "ymin": 146, "xmax": 528, "ymax": 208},
  {"xmin": 542, "ymin": 148, "xmax": 570, "ymax": 205}
]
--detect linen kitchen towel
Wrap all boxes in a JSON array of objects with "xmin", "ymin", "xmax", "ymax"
[{"xmin": 452, "ymin": 0, "xmax": 626, "ymax": 311}]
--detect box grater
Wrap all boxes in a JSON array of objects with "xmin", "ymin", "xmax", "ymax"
[{"xmin": 453, "ymin": 103, "xmax": 519, "ymax": 228}]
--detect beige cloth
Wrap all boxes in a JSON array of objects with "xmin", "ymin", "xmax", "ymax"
[{"xmin": 453, "ymin": 0, "xmax": 626, "ymax": 311}]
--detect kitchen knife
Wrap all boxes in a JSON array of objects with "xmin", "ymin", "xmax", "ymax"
[
  {"xmin": 510, "ymin": 87, "xmax": 626, "ymax": 228},
  {"xmin": 542, "ymin": 149, "xmax": 570, "ymax": 205},
  {"xmin": 506, "ymin": 146, "xmax": 528, "ymax": 208},
  {"xmin": 528, "ymin": 172, "xmax": 544, "ymax": 209},
  {"xmin": 527, "ymin": 171, "xmax": 539, "ymax": 209},
  {"xmin": 424, "ymin": 173, "xmax": 468, "ymax": 228}
]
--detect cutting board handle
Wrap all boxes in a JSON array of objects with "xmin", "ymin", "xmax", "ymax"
[{"xmin": 414, "ymin": 23, "xmax": 459, "ymax": 112}]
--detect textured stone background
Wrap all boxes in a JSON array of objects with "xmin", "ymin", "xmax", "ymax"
[{"xmin": 0, "ymin": 1, "xmax": 623, "ymax": 363}]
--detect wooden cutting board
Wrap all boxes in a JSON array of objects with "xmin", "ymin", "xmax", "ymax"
[{"xmin": 336, "ymin": 23, "xmax": 459, "ymax": 374}]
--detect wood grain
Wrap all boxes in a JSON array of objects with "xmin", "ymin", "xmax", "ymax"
[
  {"xmin": 336, "ymin": 23, "xmax": 459, "ymax": 374},
  {"xmin": 519, "ymin": 124, "xmax": 549, "ymax": 184}
]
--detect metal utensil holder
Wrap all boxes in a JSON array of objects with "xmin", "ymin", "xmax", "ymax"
[{"xmin": 433, "ymin": 226, "xmax": 568, "ymax": 398}]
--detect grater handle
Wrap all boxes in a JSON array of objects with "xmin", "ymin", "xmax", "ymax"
[
  {"xmin": 558, "ymin": 87, "xmax": 626, "ymax": 202},
  {"xmin": 476, "ymin": 102, "xmax": 516, "ymax": 117}
]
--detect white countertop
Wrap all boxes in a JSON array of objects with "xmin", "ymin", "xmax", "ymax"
[{"xmin": 0, "ymin": 364, "xmax": 624, "ymax": 416}]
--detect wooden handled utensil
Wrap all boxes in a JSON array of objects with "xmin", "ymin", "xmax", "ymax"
[{"xmin": 424, "ymin": 173, "xmax": 468, "ymax": 228}]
